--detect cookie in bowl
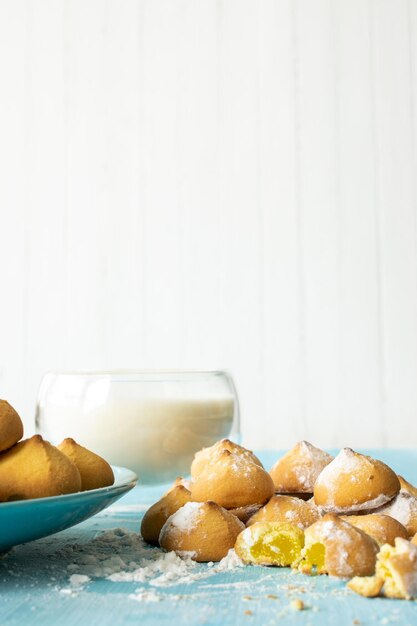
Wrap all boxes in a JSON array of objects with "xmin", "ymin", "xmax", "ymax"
[
  {"xmin": 0, "ymin": 400, "xmax": 24, "ymax": 452},
  {"xmin": 0, "ymin": 435, "xmax": 81, "ymax": 501}
]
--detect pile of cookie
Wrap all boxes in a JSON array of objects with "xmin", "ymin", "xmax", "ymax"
[
  {"xmin": 141, "ymin": 439, "xmax": 417, "ymax": 600},
  {"xmin": 0, "ymin": 399, "xmax": 114, "ymax": 500}
]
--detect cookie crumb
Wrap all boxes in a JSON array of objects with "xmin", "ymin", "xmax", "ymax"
[
  {"xmin": 290, "ymin": 598, "xmax": 305, "ymax": 611},
  {"xmin": 266, "ymin": 594, "xmax": 278, "ymax": 599},
  {"xmin": 348, "ymin": 576, "xmax": 383, "ymax": 598},
  {"xmin": 243, "ymin": 595, "xmax": 252, "ymax": 601},
  {"xmin": 244, "ymin": 610, "xmax": 253, "ymax": 616}
]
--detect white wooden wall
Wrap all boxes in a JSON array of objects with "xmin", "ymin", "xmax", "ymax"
[{"xmin": 1, "ymin": 0, "xmax": 417, "ymax": 450}]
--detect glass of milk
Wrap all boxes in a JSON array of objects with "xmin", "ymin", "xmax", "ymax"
[{"xmin": 35, "ymin": 370, "xmax": 239, "ymax": 484}]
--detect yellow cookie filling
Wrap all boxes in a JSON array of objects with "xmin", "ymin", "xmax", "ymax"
[{"xmin": 235, "ymin": 522, "xmax": 304, "ymax": 566}]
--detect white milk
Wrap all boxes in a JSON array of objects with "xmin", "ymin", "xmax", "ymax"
[{"xmin": 39, "ymin": 389, "xmax": 234, "ymax": 483}]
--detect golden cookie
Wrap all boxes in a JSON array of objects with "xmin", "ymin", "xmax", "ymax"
[
  {"xmin": 314, "ymin": 448, "xmax": 400, "ymax": 514},
  {"xmin": 235, "ymin": 521, "xmax": 304, "ymax": 566},
  {"xmin": 191, "ymin": 439, "xmax": 263, "ymax": 479},
  {"xmin": 340, "ymin": 514, "xmax": 408, "ymax": 546},
  {"xmin": 0, "ymin": 435, "xmax": 81, "ymax": 501},
  {"xmin": 376, "ymin": 538, "xmax": 417, "ymax": 599},
  {"xmin": 159, "ymin": 501, "xmax": 244, "ymax": 562},
  {"xmin": 190, "ymin": 448, "xmax": 274, "ymax": 508},
  {"xmin": 269, "ymin": 441, "xmax": 333, "ymax": 494},
  {"xmin": 141, "ymin": 484, "xmax": 191, "ymax": 545},
  {"xmin": 299, "ymin": 514, "xmax": 379, "ymax": 578},
  {"xmin": 246, "ymin": 495, "xmax": 320, "ymax": 530},
  {"xmin": 0, "ymin": 400, "xmax": 24, "ymax": 452},
  {"xmin": 57, "ymin": 438, "xmax": 114, "ymax": 491}
]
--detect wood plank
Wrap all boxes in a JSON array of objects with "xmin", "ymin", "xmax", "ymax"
[
  {"xmin": 370, "ymin": 0, "xmax": 417, "ymax": 444},
  {"xmin": 0, "ymin": 1, "xmax": 30, "ymax": 424},
  {"xmin": 295, "ymin": 0, "xmax": 341, "ymax": 445},
  {"xmin": 258, "ymin": 0, "xmax": 302, "ymax": 447},
  {"xmin": 336, "ymin": 0, "xmax": 382, "ymax": 447}
]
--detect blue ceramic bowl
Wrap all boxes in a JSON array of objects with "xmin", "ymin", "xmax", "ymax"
[{"xmin": 0, "ymin": 466, "xmax": 137, "ymax": 552}]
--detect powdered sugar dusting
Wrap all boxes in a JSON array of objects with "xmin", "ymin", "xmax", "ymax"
[
  {"xmin": 271, "ymin": 441, "xmax": 333, "ymax": 492},
  {"xmin": 376, "ymin": 491, "xmax": 417, "ymax": 529},
  {"xmin": 162, "ymin": 502, "xmax": 203, "ymax": 534},
  {"xmin": 316, "ymin": 449, "xmax": 362, "ymax": 487},
  {"xmin": 315, "ymin": 448, "xmax": 395, "ymax": 512},
  {"xmin": 59, "ymin": 527, "xmax": 244, "ymax": 590},
  {"xmin": 317, "ymin": 492, "xmax": 393, "ymax": 514}
]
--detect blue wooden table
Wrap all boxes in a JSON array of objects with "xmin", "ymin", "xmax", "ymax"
[{"xmin": 1, "ymin": 450, "xmax": 417, "ymax": 626}]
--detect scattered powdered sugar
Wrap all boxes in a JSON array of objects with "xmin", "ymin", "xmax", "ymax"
[
  {"xmin": 108, "ymin": 550, "xmax": 201, "ymax": 586},
  {"xmin": 128, "ymin": 590, "xmax": 162, "ymax": 602},
  {"xmin": 60, "ymin": 527, "xmax": 244, "ymax": 590},
  {"xmin": 60, "ymin": 528, "xmax": 159, "ymax": 579},
  {"xmin": 215, "ymin": 549, "xmax": 245, "ymax": 571},
  {"xmin": 59, "ymin": 573, "xmax": 91, "ymax": 595},
  {"xmin": 69, "ymin": 574, "xmax": 91, "ymax": 588}
]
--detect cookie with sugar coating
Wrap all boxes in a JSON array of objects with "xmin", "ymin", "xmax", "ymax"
[
  {"xmin": 159, "ymin": 500, "xmax": 244, "ymax": 562},
  {"xmin": 247, "ymin": 494, "xmax": 320, "ymax": 529},
  {"xmin": 191, "ymin": 438, "xmax": 263, "ymax": 479},
  {"xmin": 299, "ymin": 514, "xmax": 379, "ymax": 578},
  {"xmin": 57, "ymin": 438, "xmax": 114, "ymax": 491},
  {"xmin": 0, "ymin": 400, "xmax": 24, "ymax": 452},
  {"xmin": 0, "ymin": 435, "xmax": 81, "ymax": 501},
  {"xmin": 269, "ymin": 441, "xmax": 333, "ymax": 494},
  {"xmin": 340, "ymin": 513, "xmax": 408, "ymax": 546},
  {"xmin": 190, "ymin": 448, "xmax": 274, "ymax": 508},
  {"xmin": 314, "ymin": 448, "xmax": 400, "ymax": 514},
  {"xmin": 141, "ymin": 484, "xmax": 191, "ymax": 545},
  {"xmin": 374, "ymin": 490, "xmax": 417, "ymax": 536}
]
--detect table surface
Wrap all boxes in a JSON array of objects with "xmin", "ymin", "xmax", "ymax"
[{"xmin": 1, "ymin": 449, "xmax": 417, "ymax": 626}]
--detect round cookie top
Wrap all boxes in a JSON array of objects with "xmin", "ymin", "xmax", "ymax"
[
  {"xmin": 246, "ymin": 494, "xmax": 320, "ymax": 529},
  {"xmin": 191, "ymin": 438, "xmax": 263, "ymax": 479},
  {"xmin": 190, "ymin": 448, "xmax": 274, "ymax": 508},
  {"xmin": 314, "ymin": 448, "xmax": 400, "ymax": 513},
  {"xmin": 300, "ymin": 514, "xmax": 379, "ymax": 578},
  {"xmin": 340, "ymin": 513, "xmax": 409, "ymax": 546},
  {"xmin": 269, "ymin": 441, "xmax": 333, "ymax": 494},
  {"xmin": 159, "ymin": 500, "xmax": 244, "ymax": 562}
]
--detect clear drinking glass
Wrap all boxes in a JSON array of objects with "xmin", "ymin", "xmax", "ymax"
[{"xmin": 36, "ymin": 370, "xmax": 240, "ymax": 484}]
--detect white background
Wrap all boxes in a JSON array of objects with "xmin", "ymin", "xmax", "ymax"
[{"xmin": 1, "ymin": 0, "xmax": 417, "ymax": 450}]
